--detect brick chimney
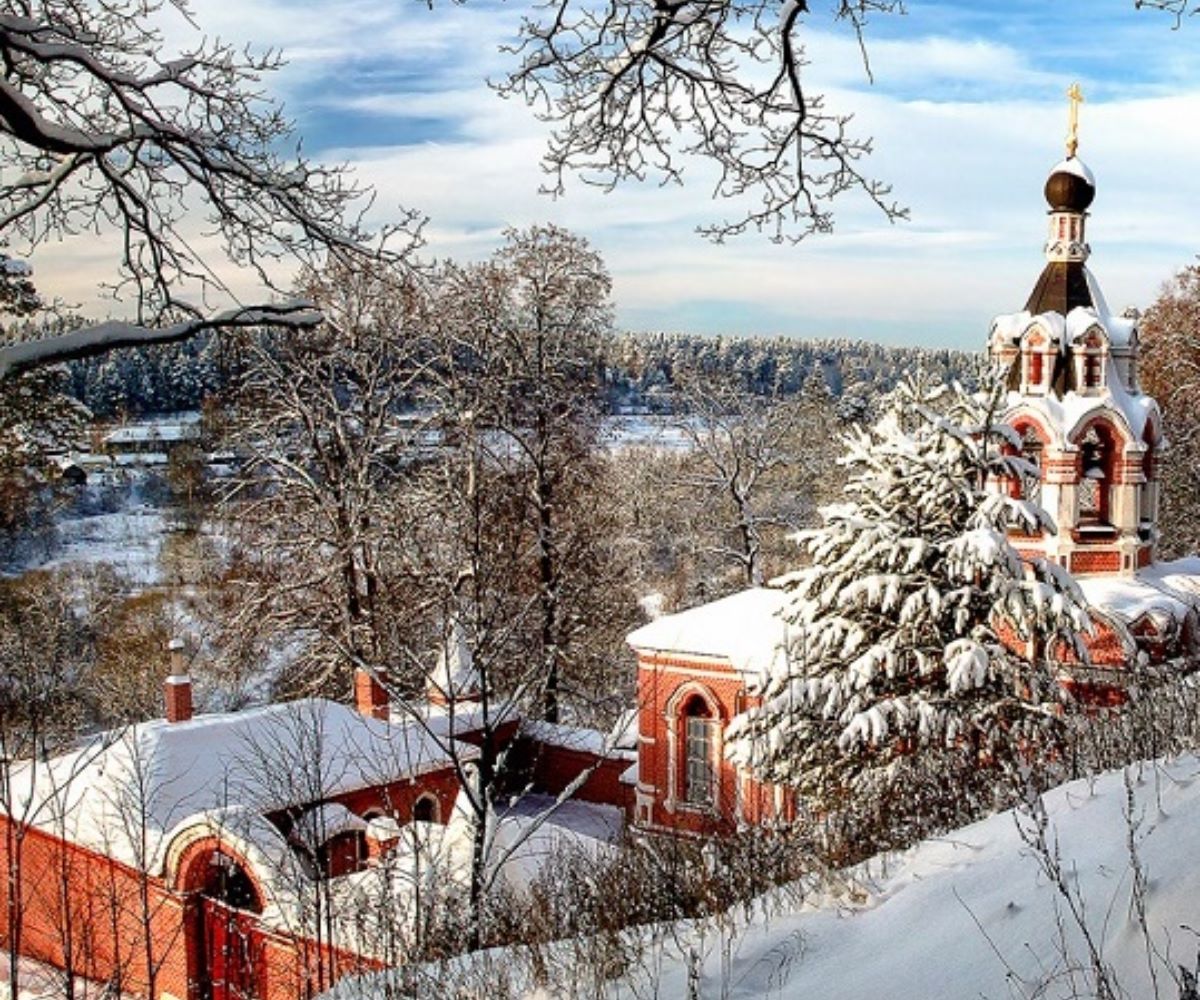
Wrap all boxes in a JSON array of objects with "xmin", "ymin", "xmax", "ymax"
[
  {"xmin": 164, "ymin": 638, "xmax": 193, "ymax": 724},
  {"xmin": 354, "ymin": 667, "xmax": 389, "ymax": 721}
]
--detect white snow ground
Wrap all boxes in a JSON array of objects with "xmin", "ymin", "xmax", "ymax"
[
  {"xmin": 38, "ymin": 507, "xmax": 165, "ymax": 585},
  {"xmin": 331, "ymin": 755, "xmax": 1200, "ymax": 999},
  {"xmin": 607, "ymin": 757, "xmax": 1200, "ymax": 1000}
]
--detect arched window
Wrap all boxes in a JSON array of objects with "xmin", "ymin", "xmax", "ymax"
[
  {"xmin": 683, "ymin": 696, "xmax": 716, "ymax": 806},
  {"xmin": 200, "ymin": 851, "xmax": 262, "ymax": 913},
  {"xmin": 412, "ymin": 795, "xmax": 439, "ymax": 824}
]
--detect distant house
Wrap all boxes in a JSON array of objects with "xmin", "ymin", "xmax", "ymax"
[{"xmin": 101, "ymin": 414, "xmax": 202, "ymax": 466}]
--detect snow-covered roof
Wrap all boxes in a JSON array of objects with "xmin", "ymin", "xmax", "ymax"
[
  {"xmin": 103, "ymin": 413, "xmax": 201, "ymax": 446},
  {"xmin": 1078, "ymin": 556, "xmax": 1200, "ymax": 627},
  {"xmin": 1004, "ymin": 369, "xmax": 1158, "ymax": 445},
  {"xmin": 626, "ymin": 587, "xmax": 792, "ymax": 676},
  {"xmin": 291, "ymin": 802, "xmax": 368, "ymax": 849},
  {"xmin": 991, "ymin": 290, "xmax": 1134, "ymax": 353},
  {"xmin": 5, "ymin": 698, "xmax": 469, "ymax": 871},
  {"xmin": 520, "ymin": 719, "xmax": 638, "ymax": 760}
]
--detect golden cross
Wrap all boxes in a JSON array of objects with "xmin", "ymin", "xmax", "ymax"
[{"xmin": 1066, "ymin": 82, "xmax": 1084, "ymax": 158}]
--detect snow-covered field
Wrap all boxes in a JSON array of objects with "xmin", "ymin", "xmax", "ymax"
[
  {"xmin": 334, "ymin": 755, "xmax": 1200, "ymax": 999},
  {"xmin": 38, "ymin": 506, "xmax": 166, "ymax": 585},
  {"xmin": 601, "ymin": 415, "xmax": 692, "ymax": 452}
]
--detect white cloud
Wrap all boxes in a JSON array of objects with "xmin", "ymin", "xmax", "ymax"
[{"xmin": 18, "ymin": 2, "xmax": 1200, "ymax": 351}]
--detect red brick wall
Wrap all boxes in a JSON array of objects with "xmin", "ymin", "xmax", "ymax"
[
  {"xmin": 0, "ymin": 818, "xmax": 191, "ymax": 997},
  {"xmin": 329, "ymin": 768, "xmax": 462, "ymax": 826},
  {"xmin": 1070, "ymin": 549, "xmax": 1121, "ymax": 575},
  {"xmin": 634, "ymin": 652, "xmax": 794, "ymax": 836},
  {"xmin": 0, "ymin": 816, "xmax": 380, "ymax": 1000},
  {"xmin": 510, "ymin": 738, "xmax": 635, "ymax": 814}
]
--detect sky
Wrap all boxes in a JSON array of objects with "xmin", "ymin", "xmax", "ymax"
[{"xmin": 31, "ymin": 0, "xmax": 1200, "ymax": 349}]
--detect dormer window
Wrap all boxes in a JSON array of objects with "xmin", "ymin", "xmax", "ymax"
[
  {"xmin": 1029, "ymin": 351, "xmax": 1044, "ymax": 387},
  {"xmin": 1021, "ymin": 330, "xmax": 1051, "ymax": 395},
  {"xmin": 1074, "ymin": 329, "xmax": 1108, "ymax": 393}
]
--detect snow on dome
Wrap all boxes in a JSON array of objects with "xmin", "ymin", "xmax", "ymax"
[
  {"xmin": 627, "ymin": 587, "xmax": 792, "ymax": 677},
  {"xmin": 1049, "ymin": 155, "xmax": 1096, "ymax": 187},
  {"xmin": 1044, "ymin": 157, "xmax": 1096, "ymax": 214}
]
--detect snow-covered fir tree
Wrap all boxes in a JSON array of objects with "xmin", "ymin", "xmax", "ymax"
[{"xmin": 726, "ymin": 371, "xmax": 1095, "ymax": 817}]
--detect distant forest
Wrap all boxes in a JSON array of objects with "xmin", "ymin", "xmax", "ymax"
[{"xmin": 64, "ymin": 330, "xmax": 978, "ymax": 420}]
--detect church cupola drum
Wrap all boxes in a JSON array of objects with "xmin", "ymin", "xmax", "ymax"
[{"xmin": 988, "ymin": 84, "xmax": 1163, "ymax": 577}]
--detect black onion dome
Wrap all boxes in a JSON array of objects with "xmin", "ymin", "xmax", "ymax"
[{"xmin": 1044, "ymin": 159, "xmax": 1095, "ymax": 213}]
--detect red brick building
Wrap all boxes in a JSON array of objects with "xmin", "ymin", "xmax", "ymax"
[
  {"xmin": 625, "ymin": 138, "xmax": 1200, "ymax": 838},
  {"xmin": 0, "ymin": 651, "xmax": 642, "ymax": 1000},
  {"xmin": 0, "ymin": 669, "xmax": 477, "ymax": 1000},
  {"xmin": 627, "ymin": 589, "xmax": 797, "ymax": 836}
]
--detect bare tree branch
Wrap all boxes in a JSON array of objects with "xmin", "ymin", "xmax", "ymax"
[
  {"xmin": 0, "ymin": 1, "xmax": 416, "ymax": 378},
  {"xmin": 497, "ymin": 0, "xmax": 908, "ymax": 241},
  {"xmin": 0, "ymin": 301, "xmax": 321, "ymax": 379}
]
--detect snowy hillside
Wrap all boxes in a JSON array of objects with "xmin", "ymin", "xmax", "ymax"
[
  {"xmin": 334, "ymin": 756, "xmax": 1200, "ymax": 999},
  {"xmin": 606, "ymin": 758, "xmax": 1200, "ymax": 1000}
]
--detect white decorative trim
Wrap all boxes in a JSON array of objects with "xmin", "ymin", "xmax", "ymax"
[{"xmin": 663, "ymin": 682, "xmax": 723, "ymax": 813}]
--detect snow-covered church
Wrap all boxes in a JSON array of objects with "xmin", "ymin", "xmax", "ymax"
[{"xmin": 626, "ymin": 116, "xmax": 1200, "ymax": 836}]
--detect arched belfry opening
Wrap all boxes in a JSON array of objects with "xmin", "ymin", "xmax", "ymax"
[{"xmin": 1077, "ymin": 422, "xmax": 1118, "ymax": 529}]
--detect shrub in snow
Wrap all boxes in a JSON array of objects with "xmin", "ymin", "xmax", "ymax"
[{"xmin": 727, "ymin": 371, "xmax": 1093, "ymax": 828}]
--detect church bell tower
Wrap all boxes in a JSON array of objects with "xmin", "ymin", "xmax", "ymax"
[{"xmin": 988, "ymin": 85, "xmax": 1163, "ymax": 577}]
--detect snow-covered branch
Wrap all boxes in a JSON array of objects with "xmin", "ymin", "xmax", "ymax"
[
  {"xmin": 0, "ymin": 303, "xmax": 320, "ymax": 381},
  {"xmin": 0, "ymin": 1, "xmax": 413, "ymax": 327}
]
